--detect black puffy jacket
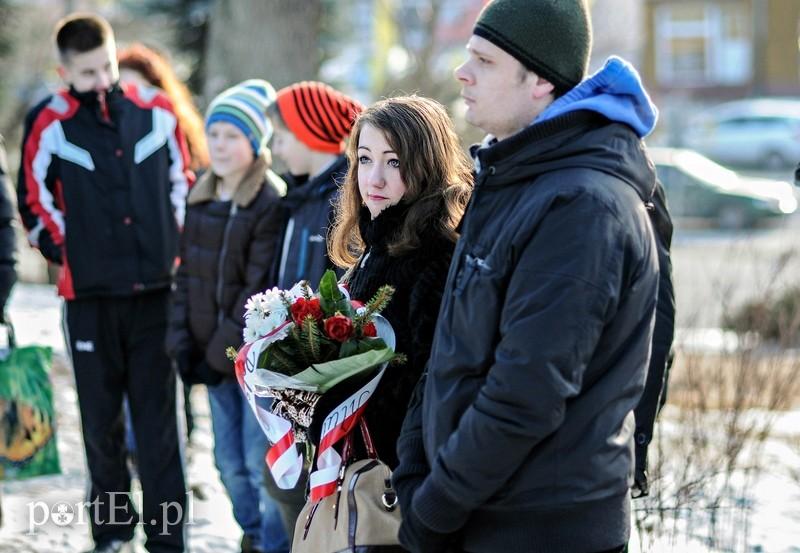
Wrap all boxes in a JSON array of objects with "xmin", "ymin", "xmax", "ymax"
[
  {"xmin": 395, "ymin": 112, "xmax": 659, "ymax": 553},
  {"xmin": 18, "ymin": 84, "xmax": 192, "ymax": 299},
  {"xmin": 345, "ymin": 204, "xmax": 454, "ymax": 468},
  {"xmin": 165, "ymin": 155, "xmax": 285, "ymax": 374}
]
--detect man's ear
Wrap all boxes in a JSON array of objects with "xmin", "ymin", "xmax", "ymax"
[
  {"xmin": 531, "ymin": 77, "xmax": 555, "ymax": 100},
  {"xmin": 56, "ymin": 64, "xmax": 67, "ymax": 82}
]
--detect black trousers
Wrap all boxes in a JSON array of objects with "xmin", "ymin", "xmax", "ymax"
[{"xmin": 65, "ymin": 290, "xmax": 186, "ymax": 552}]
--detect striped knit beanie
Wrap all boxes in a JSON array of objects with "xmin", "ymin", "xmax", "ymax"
[
  {"xmin": 275, "ymin": 81, "xmax": 364, "ymax": 154},
  {"xmin": 205, "ymin": 79, "xmax": 277, "ymax": 155},
  {"xmin": 474, "ymin": 0, "xmax": 592, "ymax": 95}
]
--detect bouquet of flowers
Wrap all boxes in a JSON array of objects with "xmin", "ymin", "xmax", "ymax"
[{"xmin": 229, "ymin": 270, "xmax": 403, "ymax": 497}]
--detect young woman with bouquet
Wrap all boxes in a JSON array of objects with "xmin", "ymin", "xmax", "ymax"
[{"xmin": 327, "ymin": 95, "xmax": 473, "ymax": 468}]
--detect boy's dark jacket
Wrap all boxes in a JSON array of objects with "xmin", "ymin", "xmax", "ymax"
[
  {"xmin": 17, "ymin": 83, "xmax": 192, "ymax": 300},
  {"xmin": 274, "ymin": 155, "xmax": 347, "ymax": 289},
  {"xmin": 394, "ymin": 111, "xmax": 660, "ymax": 553},
  {"xmin": 165, "ymin": 155, "xmax": 284, "ymax": 374}
]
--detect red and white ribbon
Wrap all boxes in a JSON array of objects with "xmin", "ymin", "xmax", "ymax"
[
  {"xmin": 308, "ymin": 366, "xmax": 386, "ymax": 501},
  {"xmin": 236, "ymin": 323, "xmax": 304, "ymax": 490}
]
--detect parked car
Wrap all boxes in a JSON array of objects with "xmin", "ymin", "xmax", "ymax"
[
  {"xmin": 650, "ymin": 148, "xmax": 797, "ymax": 229},
  {"xmin": 683, "ymin": 98, "xmax": 800, "ymax": 170}
]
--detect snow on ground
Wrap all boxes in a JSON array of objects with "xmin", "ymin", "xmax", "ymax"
[
  {"xmin": 628, "ymin": 408, "xmax": 800, "ymax": 553},
  {"xmin": 0, "ymin": 284, "xmax": 241, "ymax": 552}
]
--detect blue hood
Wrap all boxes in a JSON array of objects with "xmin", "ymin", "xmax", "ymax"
[{"xmin": 535, "ymin": 56, "xmax": 658, "ymax": 138}]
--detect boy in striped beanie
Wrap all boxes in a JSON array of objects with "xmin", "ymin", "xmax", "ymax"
[
  {"xmin": 264, "ymin": 81, "xmax": 362, "ymax": 538},
  {"xmin": 206, "ymin": 78, "xmax": 276, "ymax": 157},
  {"xmin": 270, "ymin": 80, "xmax": 362, "ymax": 159},
  {"xmin": 169, "ymin": 78, "xmax": 291, "ymax": 553},
  {"xmin": 266, "ymin": 80, "xmax": 363, "ymax": 291}
]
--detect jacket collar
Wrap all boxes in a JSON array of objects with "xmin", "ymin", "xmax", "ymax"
[
  {"xmin": 285, "ymin": 155, "xmax": 348, "ymax": 202},
  {"xmin": 358, "ymin": 202, "xmax": 411, "ymax": 251},
  {"xmin": 474, "ymin": 110, "xmax": 600, "ymax": 173},
  {"xmin": 188, "ymin": 154, "xmax": 268, "ymax": 207},
  {"xmin": 68, "ymin": 83, "xmax": 123, "ymax": 107},
  {"xmin": 357, "ymin": 201, "xmax": 452, "ymax": 259},
  {"xmin": 471, "ymin": 110, "xmax": 656, "ymax": 204}
]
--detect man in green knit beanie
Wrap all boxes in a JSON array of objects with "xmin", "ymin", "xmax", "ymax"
[{"xmin": 393, "ymin": 1, "xmax": 671, "ymax": 552}]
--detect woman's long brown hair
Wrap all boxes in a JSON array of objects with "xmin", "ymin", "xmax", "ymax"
[
  {"xmin": 118, "ymin": 43, "xmax": 209, "ymax": 171},
  {"xmin": 329, "ymin": 96, "xmax": 473, "ymax": 268}
]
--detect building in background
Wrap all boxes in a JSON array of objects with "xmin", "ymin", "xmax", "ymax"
[{"xmin": 643, "ymin": 1, "xmax": 800, "ymax": 100}]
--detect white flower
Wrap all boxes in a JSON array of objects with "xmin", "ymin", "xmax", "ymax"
[
  {"xmin": 244, "ymin": 294, "xmax": 289, "ymax": 340},
  {"xmin": 266, "ymin": 288, "xmax": 289, "ymax": 316},
  {"xmin": 243, "ymin": 326, "xmax": 260, "ymax": 344},
  {"xmin": 253, "ymin": 314, "xmax": 278, "ymax": 336},
  {"xmin": 244, "ymin": 293, "xmax": 268, "ymax": 318},
  {"xmin": 244, "ymin": 287, "xmax": 289, "ymax": 329},
  {"xmin": 270, "ymin": 322, "xmax": 292, "ymax": 342}
]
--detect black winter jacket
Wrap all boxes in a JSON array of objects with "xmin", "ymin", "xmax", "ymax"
[
  {"xmin": 275, "ymin": 156, "xmax": 346, "ymax": 289},
  {"xmin": 165, "ymin": 155, "xmax": 285, "ymax": 374},
  {"xmin": 0, "ymin": 136, "xmax": 17, "ymax": 314},
  {"xmin": 395, "ymin": 112, "xmax": 659, "ymax": 553},
  {"xmin": 344, "ymin": 204, "xmax": 454, "ymax": 469},
  {"xmin": 18, "ymin": 84, "xmax": 192, "ymax": 299}
]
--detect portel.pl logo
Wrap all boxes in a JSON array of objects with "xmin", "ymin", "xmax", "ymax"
[{"xmin": 28, "ymin": 492, "xmax": 194, "ymax": 535}]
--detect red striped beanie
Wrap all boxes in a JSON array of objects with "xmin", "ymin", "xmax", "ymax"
[{"xmin": 275, "ymin": 81, "xmax": 363, "ymax": 154}]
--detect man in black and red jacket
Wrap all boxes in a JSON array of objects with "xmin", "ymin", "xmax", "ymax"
[{"xmin": 17, "ymin": 13, "xmax": 192, "ymax": 553}]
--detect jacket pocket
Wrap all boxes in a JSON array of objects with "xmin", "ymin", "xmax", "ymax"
[{"xmin": 453, "ymin": 253, "xmax": 493, "ymax": 297}]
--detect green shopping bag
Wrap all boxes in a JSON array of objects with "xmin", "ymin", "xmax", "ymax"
[{"xmin": 0, "ymin": 321, "xmax": 61, "ymax": 480}]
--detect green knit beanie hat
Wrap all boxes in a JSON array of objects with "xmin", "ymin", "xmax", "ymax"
[{"xmin": 474, "ymin": 0, "xmax": 592, "ymax": 95}]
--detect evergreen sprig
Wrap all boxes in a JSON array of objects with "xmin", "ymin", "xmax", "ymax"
[
  {"xmin": 289, "ymin": 324, "xmax": 311, "ymax": 367},
  {"xmin": 301, "ymin": 314, "xmax": 322, "ymax": 361},
  {"xmin": 353, "ymin": 284, "xmax": 396, "ymax": 332}
]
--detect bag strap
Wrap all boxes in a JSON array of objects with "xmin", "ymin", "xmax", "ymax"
[
  {"xmin": 359, "ymin": 417, "xmax": 378, "ymax": 460},
  {"xmin": 338, "ymin": 417, "xmax": 380, "ymax": 467},
  {"xmin": 341, "ymin": 427, "xmax": 355, "ymax": 464}
]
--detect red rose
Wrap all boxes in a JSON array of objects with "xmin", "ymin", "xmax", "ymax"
[
  {"xmin": 291, "ymin": 297, "xmax": 323, "ymax": 324},
  {"xmin": 324, "ymin": 314, "xmax": 354, "ymax": 342},
  {"xmin": 362, "ymin": 321, "xmax": 377, "ymax": 338}
]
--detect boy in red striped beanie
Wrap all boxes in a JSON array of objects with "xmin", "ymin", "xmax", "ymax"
[
  {"xmin": 273, "ymin": 80, "xmax": 362, "ymax": 156},
  {"xmin": 264, "ymin": 81, "xmax": 362, "ymax": 538},
  {"xmin": 267, "ymin": 81, "xmax": 363, "ymax": 291}
]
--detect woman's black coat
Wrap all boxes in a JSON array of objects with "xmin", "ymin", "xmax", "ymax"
[{"xmin": 343, "ymin": 203, "xmax": 454, "ymax": 469}]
